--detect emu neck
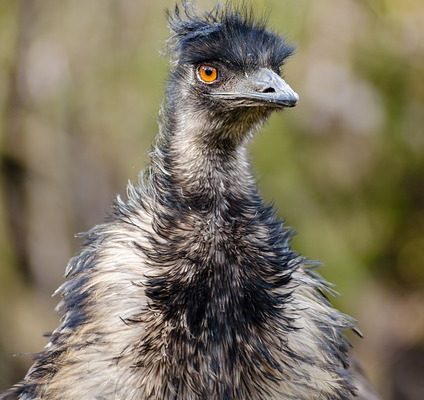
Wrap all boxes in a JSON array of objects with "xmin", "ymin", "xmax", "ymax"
[{"xmin": 156, "ymin": 106, "xmax": 261, "ymax": 207}]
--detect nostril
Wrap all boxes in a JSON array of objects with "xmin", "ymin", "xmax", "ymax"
[{"xmin": 262, "ymin": 87, "xmax": 276, "ymax": 93}]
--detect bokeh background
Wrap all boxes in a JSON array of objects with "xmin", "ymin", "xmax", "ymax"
[{"xmin": 0, "ymin": 0, "xmax": 423, "ymax": 398}]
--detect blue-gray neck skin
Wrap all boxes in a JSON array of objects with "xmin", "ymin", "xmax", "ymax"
[{"xmin": 151, "ymin": 72, "xmax": 272, "ymax": 210}]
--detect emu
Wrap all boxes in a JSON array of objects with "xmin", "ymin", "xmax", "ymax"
[{"xmin": 3, "ymin": 2, "xmax": 379, "ymax": 399}]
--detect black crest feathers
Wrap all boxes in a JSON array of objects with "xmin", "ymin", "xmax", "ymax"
[{"xmin": 167, "ymin": 1, "xmax": 294, "ymax": 70}]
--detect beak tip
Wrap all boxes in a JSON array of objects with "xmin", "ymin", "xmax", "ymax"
[
  {"xmin": 289, "ymin": 92, "xmax": 299, "ymax": 107},
  {"xmin": 291, "ymin": 92, "xmax": 300, "ymax": 106},
  {"xmin": 279, "ymin": 90, "xmax": 299, "ymax": 108}
]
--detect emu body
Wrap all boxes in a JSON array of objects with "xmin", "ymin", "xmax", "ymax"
[{"xmin": 3, "ymin": 3, "xmax": 378, "ymax": 400}]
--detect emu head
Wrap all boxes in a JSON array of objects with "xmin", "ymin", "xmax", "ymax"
[{"xmin": 164, "ymin": 2, "xmax": 299, "ymax": 146}]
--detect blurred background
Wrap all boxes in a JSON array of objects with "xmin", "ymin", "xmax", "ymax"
[{"xmin": 0, "ymin": 0, "xmax": 423, "ymax": 398}]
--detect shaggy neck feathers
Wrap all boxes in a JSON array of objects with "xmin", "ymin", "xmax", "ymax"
[{"xmin": 152, "ymin": 79, "xmax": 270, "ymax": 208}]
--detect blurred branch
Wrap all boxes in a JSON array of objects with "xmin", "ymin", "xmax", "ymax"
[{"xmin": 1, "ymin": 0, "xmax": 36, "ymax": 279}]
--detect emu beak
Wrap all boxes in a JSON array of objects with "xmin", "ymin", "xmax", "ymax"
[
  {"xmin": 247, "ymin": 68, "xmax": 299, "ymax": 108},
  {"xmin": 213, "ymin": 68, "xmax": 299, "ymax": 108}
]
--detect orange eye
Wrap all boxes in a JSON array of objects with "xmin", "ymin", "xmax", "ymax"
[{"xmin": 197, "ymin": 65, "xmax": 219, "ymax": 84}]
